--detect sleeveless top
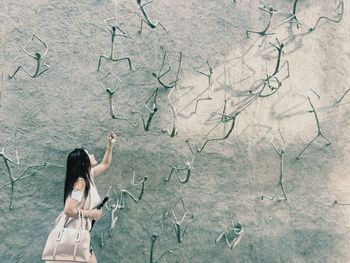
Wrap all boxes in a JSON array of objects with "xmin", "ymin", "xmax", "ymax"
[
  {"xmin": 48, "ymin": 172, "xmax": 100, "ymax": 263},
  {"xmin": 70, "ymin": 169, "xmax": 101, "ymax": 210},
  {"xmin": 89, "ymin": 169, "xmax": 101, "ymax": 209},
  {"xmin": 56, "ymin": 169, "xmax": 101, "ymax": 230}
]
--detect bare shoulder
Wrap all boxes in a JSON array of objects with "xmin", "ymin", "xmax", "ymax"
[
  {"xmin": 73, "ymin": 177, "xmax": 86, "ymax": 191},
  {"xmin": 91, "ymin": 164, "xmax": 107, "ymax": 177}
]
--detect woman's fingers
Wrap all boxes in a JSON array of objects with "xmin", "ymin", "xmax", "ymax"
[
  {"xmin": 91, "ymin": 209, "xmax": 102, "ymax": 220},
  {"xmin": 108, "ymin": 132, "xmax": 117, "ymax": 144}
]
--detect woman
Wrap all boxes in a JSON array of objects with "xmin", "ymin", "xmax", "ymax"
[{"xmin": 61, "ymin": 132, "xmax": 116, "ymax": 263}]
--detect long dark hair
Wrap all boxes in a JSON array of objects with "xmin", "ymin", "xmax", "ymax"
[{"xmin": 64, "ymin": 148, "xmax": 92, "ymax": 204}]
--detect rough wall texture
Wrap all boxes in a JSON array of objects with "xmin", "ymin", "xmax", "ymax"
[{"xmin": 0, "ymin": 0, "xmax": 350, "ymax": 262}]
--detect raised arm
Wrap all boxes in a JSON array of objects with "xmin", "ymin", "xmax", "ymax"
[
  {"xmin": 92, "ymin": 132, "xmax": 116, "ymax": 177},
  {"xmin": 104, "ymin": 17, "xmax": 115, "ymax": 33},
  {"xmin": 34, "ymin": 35, "xmax": 49, "ymax": 58},
  {"xmin": 142, "ymin": 0, "xmax": 153, "ymax": 8},
  {"xmin": 22, "ymin": 37, "xmax": 36, "ymax": 58},
  {"xmin": 115, "ymin": 25, "xmax": 129, "ymax": 38},
  {"xmin": 22, "ymin": 35, "xmax": 48, "ymax": 58}
]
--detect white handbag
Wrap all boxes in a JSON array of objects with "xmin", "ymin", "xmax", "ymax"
[
  {"xmin": 42, "ymin": 191, "xmax": 94, "ymax": 263},
  {"xmin": 42, "ymin": 208, "xmax": 91, "ymax": 262}
]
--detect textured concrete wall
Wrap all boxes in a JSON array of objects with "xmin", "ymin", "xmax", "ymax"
[{"xmin": 0, "ymin": 0, "xmax": 349, "ymax": 262}]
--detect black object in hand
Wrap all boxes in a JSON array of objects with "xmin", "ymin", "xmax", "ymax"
[
  {"xmin": 90, "ymin": 196, "xmax": 109, "ymax": 232},
  {"xmin": 95, "ymin": 196, "xmax": 109, "ymax": 209}
]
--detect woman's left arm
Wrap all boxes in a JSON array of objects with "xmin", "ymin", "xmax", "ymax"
[{"xmin": 92, "ymin": 132, "xmax": 116, "ymax": 177}]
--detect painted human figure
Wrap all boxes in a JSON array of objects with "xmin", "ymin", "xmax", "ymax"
[
  {"xmin": 9, "ymin": 35, "xmax": 50, "ymax": 79},
  {"xmin": 136, "ymin": 0, "xmax": 167, "ymax": 33},
  {"xmin": 97, "ymin": 18, "xmax": 132, "ymax": 72}
]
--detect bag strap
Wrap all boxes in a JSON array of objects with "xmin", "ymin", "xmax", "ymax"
[
  {"xmin": 63, "ymin": 191, "xmax": 91, "ymax": 229},
  {"xmin": 63, "ymin": 208, "xmax": 85, "ymax": 230},
  {"xmin": 54, "ymin": 209, "xmax": 85, "ymax": 261},
  {"xmin": 84, "ymin": 192, "xmax": 92, "ymax": 231}
]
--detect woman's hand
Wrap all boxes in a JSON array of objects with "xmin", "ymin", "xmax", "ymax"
[
  {"xmin": 90, "ymin": 209, "xmax": 103, "ymax": 220},
  {"xmin": 92, "ymin": 132, "xmax": 116, "ymax": 177},
  {"xmin": 107, "ymin": 132, "xmax": 117, "ymax": 147}
]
